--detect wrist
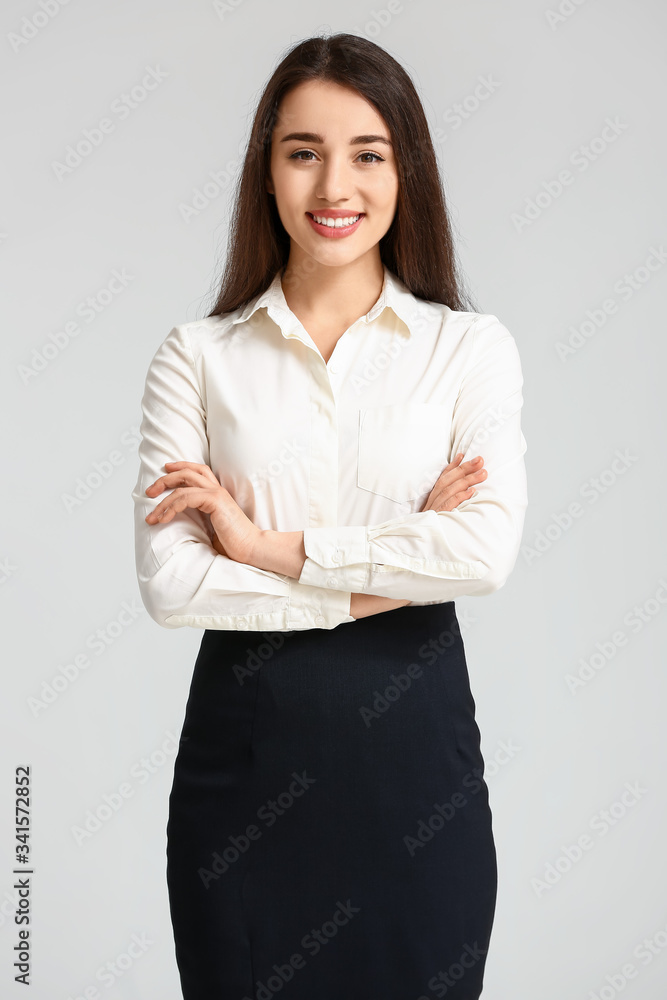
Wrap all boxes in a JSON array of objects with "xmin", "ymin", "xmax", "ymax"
[
  {"xmin": 350, "ymin": 593, "xmax": 411, "ymax": 619},
  {"xmin": 254, "ymin": 529, "xmax": 306, "ymax": 579}
]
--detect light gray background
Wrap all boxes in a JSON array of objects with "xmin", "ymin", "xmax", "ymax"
[{"xmin": 2, "ymin": 0, "xmax": 666, "ymax": 997}]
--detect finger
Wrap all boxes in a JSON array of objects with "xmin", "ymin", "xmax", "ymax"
[
  {"xmin": 442, "ymin": 468, "xmax": 487, "ymax": 499},
  {"xmin": 443, "ymin": 455, "xmax": 484, "ymax": 476},
  {"xmin": 145, "ymin": 486, "xmax": 205, "ymax": 522},
  {"xmin": 146, "ymin": 485, "xmax": 230, "ymax": 523},
  {"xmin": 147, "ymin": 492, "xmax": 199, "ymax": 523},
  {"xmin": 433, "ymin": 460, "xmax": 485, "ymax": 494},
  {"xmin": 425, "ymin": 468, "xmax": 487, "ymax": 511},
  {"xmin": 436, "ymin": 456, "xmax": 483, "ymax": 480},
  {"xmin": 444, "ymin": 487, "xmax": 477, "ymax": 510},
  {"xmin": 145, "ymin": 467, "xmax": 215, "ymax": 495},
  {"xmin": 423, "ymin": 486, "xmax": 476, "ymax": 513},
  {"xmin": 164, "ymin": 461, "xmax": 218, "ymax": 483},
  {"xmin": 158, "ymin": 462, "xmax": 219, "ymax": 489}
]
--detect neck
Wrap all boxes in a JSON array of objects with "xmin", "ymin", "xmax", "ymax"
[{"xmin": 280, "ymin": 252, "xmax": 385, "ymax": 331}]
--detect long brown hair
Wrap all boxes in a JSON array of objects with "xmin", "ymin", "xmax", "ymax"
[{"xmin": 205, "ymin": 31, "xmax": 479, "ymax": 318}]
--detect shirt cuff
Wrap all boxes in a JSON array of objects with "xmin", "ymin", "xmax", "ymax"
[
  {"xmin": 286, "ymin": 578, "xmax": 355, "ymax": 629},
  {"xmin": 298, "ymin": 525, "xmax": 369, "ymax": 592}
]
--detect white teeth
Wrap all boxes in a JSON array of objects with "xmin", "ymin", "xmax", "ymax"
[{"xmin": 312, "ymin": 214, "xmax": 361, "ymax": 228}]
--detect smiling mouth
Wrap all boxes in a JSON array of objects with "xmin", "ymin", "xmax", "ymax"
[{"xmin": 306, "ymin": 212, "xmax": 365, "ymax": 228}]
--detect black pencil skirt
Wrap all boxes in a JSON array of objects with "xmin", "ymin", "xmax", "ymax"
[{"xmin": 166, "ymin": 602, "xmax": 497, "ymax": 999}]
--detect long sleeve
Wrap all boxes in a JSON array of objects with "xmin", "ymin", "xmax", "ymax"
[
  {"xmin": 131, "ymin": 325, "xmax": 353, "ymax": 630},
  {"xmin": 297, "ymin": 314, "xmax": 528, "ymax": 602}
]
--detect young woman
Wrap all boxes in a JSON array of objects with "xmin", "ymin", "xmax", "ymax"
[{"xmin": 132, "ymin": 31, "xmax": 528, "ymax": 1000}]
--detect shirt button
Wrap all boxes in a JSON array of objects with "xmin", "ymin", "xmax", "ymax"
[
  {"xmin": 327, "ymin": 576, "xmax": 338, "ymax": 588},
  {"xmin": 237, "ymin": 620, "xmax": 248, "ymax": 630},
  {"xmin": 314, "ymin": 614, "xmax": 325, "ymax": 626},
  {"xmin": 331, "ymin": 549, "xmax": 341, "ymax": 563},
  {"xmin": 329, "ymin": 362, "xmax": 338, "ymax": 374}
]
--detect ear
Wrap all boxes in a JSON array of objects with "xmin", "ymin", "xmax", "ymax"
[{"xmin": 265, "ymin": 175, "xmax": 274, "ymax": 196}]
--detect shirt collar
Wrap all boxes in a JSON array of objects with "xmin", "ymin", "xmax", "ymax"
[{"xmin": 229, "ymin": 264, "xmax": 429, "ymax": 339}]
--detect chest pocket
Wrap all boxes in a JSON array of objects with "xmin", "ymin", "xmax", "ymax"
[{"xmin": 357, "ymin": 403, "xmax": 453, "ymax": 503}]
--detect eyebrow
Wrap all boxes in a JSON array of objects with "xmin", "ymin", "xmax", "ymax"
[{"xmin": 279, "ymin": 131, "xmax": 392, "ymax": 147}]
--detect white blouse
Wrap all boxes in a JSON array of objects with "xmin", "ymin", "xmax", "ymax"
[{"xmin": 131, "ymin": 264, "xmax": 528, "ymax": 632}]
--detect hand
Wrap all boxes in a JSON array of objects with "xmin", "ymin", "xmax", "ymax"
[
  {"xmin": 144, "ymin": 461, "xmax": 260, "ymax": 565},
  {"xmin": 349, "ymin": 453, "xmax": 488, "ymax": 619},
  {"xmin": 420, "ymin": 452, "xmax": 487, "ymax": 513}
]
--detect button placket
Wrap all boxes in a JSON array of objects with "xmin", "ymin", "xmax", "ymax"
[
  {"xmin": 305, "ymin": 357, "xmax": 342, "ymax": 625},
  {"xmin": 308, "ymin": 366, "xmax": 339, "ymax": 528}
]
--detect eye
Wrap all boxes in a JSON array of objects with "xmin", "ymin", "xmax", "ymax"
[
  {"xmin": 289, "ymin": 149, "xmax": 316, "ymax": 161},
  {"xmin": 288, "ymin": 149, "xmax": 385, "ymax": 163}
]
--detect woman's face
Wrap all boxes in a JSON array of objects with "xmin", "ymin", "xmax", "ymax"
[{"xmin": 266, "ymin": 79, "xmax": 399, "ymax": 270}]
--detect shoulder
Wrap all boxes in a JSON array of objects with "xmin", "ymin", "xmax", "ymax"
[
  {"xmin": 151, "ymin": 311, "xmax": 244, "ymax": 361},
  {"xmin": 441, "ymin": 309, "xmax": 521, "ymax": 369},
  {"xmin": 440, "ymin": 307, "xmax": 513, "ymax": 343}
]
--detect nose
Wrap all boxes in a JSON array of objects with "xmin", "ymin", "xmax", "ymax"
[{"xmin": 315, "ymin": 155, "xmax": 354, "ymax": 206}]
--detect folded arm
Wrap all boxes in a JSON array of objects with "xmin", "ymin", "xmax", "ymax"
[
  {"xmin": 296, "ymin": 315, "xmax": 528, "ymax": 602},
  {"xmin": 131, "ymin": 326, "xmax": 352, "ymax": 629}
]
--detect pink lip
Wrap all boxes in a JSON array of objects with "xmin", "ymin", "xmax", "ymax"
[
  {"xmin": 307, "ymin": 209, "xmax": 364, "ymax": 218},
  {"xmin": 306, "ymin": 212, "xmax": 365, "ymax": 239}
]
